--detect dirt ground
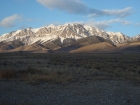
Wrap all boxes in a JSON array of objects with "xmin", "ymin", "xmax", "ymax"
[{"xmin": 0, "ymin": 80, "xmax": 140, "ymax": 105}]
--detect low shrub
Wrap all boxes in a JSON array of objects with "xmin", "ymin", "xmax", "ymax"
[{"xmin": 0, "ymin": 70, "xmax": 16, "ymax": 79}]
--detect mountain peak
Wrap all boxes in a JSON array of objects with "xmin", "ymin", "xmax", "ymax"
[
  {"xmin": 64, "ymin": 23, "xmax": 82, "ymax": 26},
  {"xmin": 48, "ymin": 24, "xmax": 55, "ymax": 27}
]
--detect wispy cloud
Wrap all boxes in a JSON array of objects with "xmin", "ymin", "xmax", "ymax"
[
  {"xmin": 84, "ymin": 19, "xmax": 132, "ymax": 29},
  {"xmin": 135, "ymin": 23, "xmax": 140, "ymax": 26},
  {"xmin": 101, "ymin": 7, "xmax": 133, "ymax": 17},
  {"xmin": 0, "ymin": 14, "xmax": 22, "ymax": 28},
  {"xmin": 36, "ymin": 0, "xmax": 133, "ymax": 17},
  {"xmin": 36, "ymin": 0, "xmax": 87, "ymax": 14}
]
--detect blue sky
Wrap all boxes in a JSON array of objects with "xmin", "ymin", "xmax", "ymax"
[{"xmin": 0, "ymin": 0, "xmax": 140, "ymax": 37}]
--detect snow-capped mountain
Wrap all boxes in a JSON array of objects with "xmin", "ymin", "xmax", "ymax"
[
  {"xmin": 107, "ymin": 32, "xmax": 130, "ymax": 44},
  {"xmin": 0, "ymin": 23, "xmax": 132, "ymax": 45},
  {"xmin": 131, "ymin": 34, "xmax": 140, "ymax": 42}
]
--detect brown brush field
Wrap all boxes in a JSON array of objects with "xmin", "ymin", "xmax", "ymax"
[
  {"xmin": 0, "ymin": 53, "xmax": 140, "ymax": 84},
  {"xmin": 0, "ymin": 53, "xmax": 140, "ymax": 105}
]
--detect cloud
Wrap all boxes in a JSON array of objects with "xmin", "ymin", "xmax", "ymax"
[
  {"xmin": 135, "ymin": 23, "xmax": 140, "ymax": 26},
  {"xmin": 119, "ymin": 20, "xmax": 132, "ymax": 25},
  {"xmin": 0, "ymin": 14, "xmax": 22, "ymax": 28},
  {"xmin": 36, "ymin": 0, "xmax": 87, "ymax": 14},
  {"xmin": 85, "ymin": 19, "xmax": 132, "ymax": 29},
  {"xmin": 89, "ymin": 7, "xmax": 133, "ymax": 17},
  {"xmin": 36, "ymin": 0, "xmax": 133, "ymax": 17},
  {"xmin": 102, "ymin": 7, "xmax": 133, "ymax": 17}
]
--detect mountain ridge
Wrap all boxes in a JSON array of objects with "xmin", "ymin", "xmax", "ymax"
[
  {"xmin": 0, "ymin": 23, "xmax": 135, "ymax": 45},
  {"xmin": 0, "ymin": 23, "xmax": 140, "ymax": 53}
]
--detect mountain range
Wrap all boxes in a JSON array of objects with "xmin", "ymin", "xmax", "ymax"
[{"xmin": 0, "ymin": 23, "xmax": 140, "ymax": 53}]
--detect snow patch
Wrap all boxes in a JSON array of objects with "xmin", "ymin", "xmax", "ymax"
[
  {"xmin": 31, "ymin": 28, "xmax": 40, "ymax": 33},
  {"xmin": 13, "ymin": 30, "xmax": 21, "ymax": 36}
]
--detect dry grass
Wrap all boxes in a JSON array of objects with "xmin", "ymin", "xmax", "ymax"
[
  {"xmin": 0, "ymin": 70, "xmax": 16, "ymax": 79},
  {"xmin": 24, "ymin": 68, "xmax": 75, "ymax": 84},
  {"xmin": 0, "ymin": 53, "xmax": 140, "ymax": 84},
  {"xmin": 0, "ymin": 66, "xmax": 75, "ymax": 84}
]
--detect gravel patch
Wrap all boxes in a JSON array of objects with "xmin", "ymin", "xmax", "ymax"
[{"xmin": 0, "ymin": 80, "xmax": 140, "ymax": 105}]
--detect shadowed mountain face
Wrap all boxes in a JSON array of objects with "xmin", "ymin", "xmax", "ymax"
[
  {"xmin": 0, "ymin": 40, "xmax": 24, "ymax": 52},
  {"xmin": 0, "ymin": 23, "xmax": 140, "ymax": 53},
  {"xmin": 8, "ymin": 43, "xmax": 51, "ymax": 53}
]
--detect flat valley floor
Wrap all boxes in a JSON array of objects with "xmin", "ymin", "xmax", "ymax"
[{"xmin": 0, "ymin": 53, "xmax": 140, "ymax": 105}]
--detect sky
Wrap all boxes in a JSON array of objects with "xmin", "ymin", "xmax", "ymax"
[{"xmin": 0, "ymin": 0, "xmax": 140, "ymax": 37}]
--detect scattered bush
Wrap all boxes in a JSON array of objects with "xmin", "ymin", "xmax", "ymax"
[
  {"xmin": 0, "ymin": 53, "xmax": 140, "ymax": 84},
  {"xmin": 0, "ymin": 70, "xmax": 16, "ymax": 79}
]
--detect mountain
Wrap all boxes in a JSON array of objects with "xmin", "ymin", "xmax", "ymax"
[
  {"xmin": 70, "ymin": 42, "xmax": 116, "ymax": 53},
  {"xmin": 55, "ymin": 35, "xmax": 115, "ymax": 53},
  {"xmin": 0, "ymin": 23, "xmax": 129, "ymax": 45},
  {"xmin": 8, "ymin": 43, "xmax": 51, "ymax": 53},
  {"xmin": 107, "ymin": 32, "xmax": 130, "ymax": 44},
  {"xmin": 131, "ymin": 34, "xmax": 140, "ymax": 42},
  {"xmin": 115, "ymin": 42, "xmax": 140, "ymax": 53},
  {"xmin": 0, "ymin": 40, "xmax": 24, "ymax": 52},
  {"xmin": 0, "ymin": 23, "xmax": 140, "ymax": 53}
]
